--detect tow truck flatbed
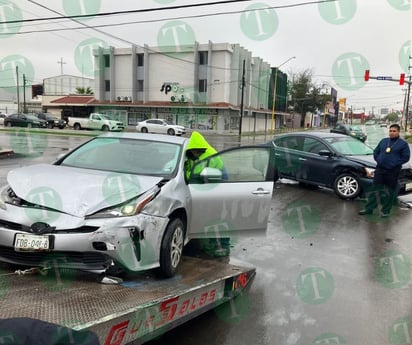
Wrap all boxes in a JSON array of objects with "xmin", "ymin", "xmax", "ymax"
[{"xmin": 0, "ymin": 256, "xmax": 255, "ymax": 345}]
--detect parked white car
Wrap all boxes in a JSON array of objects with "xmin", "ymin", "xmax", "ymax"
[
  {"xmin": 136, "ymin": 119, "xmax": 186, "ymax": 136},
  {"xmin": 0, "ymin": 114, "xmax": 7, "ymax": 126}
]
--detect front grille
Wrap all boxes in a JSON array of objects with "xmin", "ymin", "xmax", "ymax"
[
  {"xmin": 0, "ymin": 245, "xmax": 111, "ymax": 270},
  {"xmin": 0, "ymin": 219, "xmax": 98, "ymax": 233}
]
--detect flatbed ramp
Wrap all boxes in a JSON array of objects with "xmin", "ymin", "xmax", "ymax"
[{"xmin": 0, "ymin": 256, "xmax": 255, "ymax": 344}]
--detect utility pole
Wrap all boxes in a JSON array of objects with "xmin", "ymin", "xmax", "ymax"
[
  {"xmin": 239, "ymin": 59, "xmax": 245, "ymax": 137},
  {"xmin": 23, "ymin": 74, "xmax": 27, "ymax": 113},
  {"xmin": 57, "ymin": 57, "xmax": 66, "ymax": 75},
  {"xmin": 405, "ymin": 55, "xmax": 412, "ymax": 132},
  {"xmin": 16, "ymin": 66, "xmax": 20, "ymax": 113}
]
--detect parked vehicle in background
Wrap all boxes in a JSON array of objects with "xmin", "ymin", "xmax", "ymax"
[
  {"xmin": 0, "ymin": 114, "xmax": 7, "ymax": 126},
  {"xmin": 364, "ymin": 120, "xmax": 376, "ymax": 125},
  {"xmin": 36, "ymin": 113, "xmax": 66, "ymax": 129},
  {"xmin": 380, "ymin": 122, "xmax": 388, "ymax": 128},
  {"xmin": 0, "ymin": 132, "xmax": 273, "ymax": 277},
  {"xmin": 67, "ymin": 113, "xmax": 124, "ymax": 131},
  {"xmin": 4, "ymin": 113, "xmax": 47, "ymax": 128},
  {"xmin": 136, "ymin": 119, "xmax": 186, "ymax": 136},
  {"xmin": 330, "ymin": 123, "xmax": 367, "ymax": 142},
  {"xmin": 267, "ymin": 131, "xmax": 412, "ymax": 200}
]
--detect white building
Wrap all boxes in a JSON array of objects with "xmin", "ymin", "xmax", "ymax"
[
  {"xmin": 43, "ymin": 75, "xmax": 94, "ymax": 96},
  {"xmin": 93, "ymin": 42, "xmax": 274, "ymax": 132}
]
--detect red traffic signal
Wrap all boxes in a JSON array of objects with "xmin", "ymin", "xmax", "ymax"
[
  {"xmin": 364, "ymin": 70, "xmax": 370, "ymax": 81},
  {"xmin": 400, "ymin": 73, "xmax": 405, "ymax": 85}
]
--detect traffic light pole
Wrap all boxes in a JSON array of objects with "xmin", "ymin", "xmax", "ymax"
[{"xmin": 364, "ymin": 69, "xmax": 411, "ymax": 131}]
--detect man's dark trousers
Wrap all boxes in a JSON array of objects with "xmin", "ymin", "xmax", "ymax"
[{"xmin": 364, "ymin": 168, "xmax": 400, "ymax": 214}]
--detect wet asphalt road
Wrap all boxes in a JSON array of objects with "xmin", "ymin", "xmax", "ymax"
[{"xmin": 1, "ymin": 127, "xmax": 412, "ymax": 345}]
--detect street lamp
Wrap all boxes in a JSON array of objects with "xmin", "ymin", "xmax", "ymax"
[{"xmin": 271, "ymin": 56, "xmax": 296, "ymax": 131}]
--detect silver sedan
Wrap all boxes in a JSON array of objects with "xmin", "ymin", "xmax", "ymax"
[{"xmin": 0, "ymin": 133, "xmax": 273, "ymax": 278}]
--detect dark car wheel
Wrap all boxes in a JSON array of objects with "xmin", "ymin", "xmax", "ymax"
[
  {"xmin": 167, "ymin": 128, "xmax": 175, "ymax": 136},
  {"xmin": 334, "ymin": 173, "xmax": 361, "ymax": 199},
  {"xmin": 27, "ymin": 123, "xmax": 32, "ymax": 128},
  {"xmin": 73, "ymin": 123, "xmax": 81, "ymax": 130},
  {"xmin": 101, "ymin": 125, "xmax": 109, "ymax": 131},
  {"xmin": 141, "ymin": 127, "xmax": 148, "ymax": 133},
  {"xmin": 6, "ymin": 122, "xmax": 12, "ymax": 127},
  {"xmin": 158, "ymin": 218, "xmax": 185, "ymax": 278},
  {"xmin": 47, "ymin": 122, "xmax": 54, "ymax": 129}
]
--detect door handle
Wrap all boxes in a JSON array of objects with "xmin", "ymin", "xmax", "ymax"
[
  {"xmin": 252, "ymin": 188, "xmax": 270, "ymax": 195},
  {"xmin": 298, "ymin": 158, "xmax": 306, "ymax": 161}
]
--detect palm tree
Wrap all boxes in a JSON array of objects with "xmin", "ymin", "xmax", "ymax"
[{"xmin": 75, "ymin": 87, "xmax": 94, "ymax": 95}]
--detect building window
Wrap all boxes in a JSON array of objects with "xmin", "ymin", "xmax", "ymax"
[
  {"xmin": 104, "ymin": 55, "xmax": 110, "ymax": 68},
  {"xmin": 199, "ymin": 79, "xmax": 207, "ymax": 93},
  {"xmin": 198, "ymin": 51, "xmax": 208, "ymax": 65},
  {"xmin": 105, "ymin": 80, "xmax": 110, "ymax": 92},
  {"xmin": 137, "ymin": 54, "xmax": 144, "ymax": 67},
  {"xmin": 137, "ymin": 80, "xmax": 144, "ymax": 92}
]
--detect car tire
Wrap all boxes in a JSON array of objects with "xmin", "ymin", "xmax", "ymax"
[
  {"xmin": 141, "ymin": 127, "xmax": 148, "ymax": 133},
  {"xmin": 47, "ymin": 122, "xmax": 54, "ymax": 129},
  {"xmin": 27, "ymin": 123, "xmax": 32, "ymax": 128},
  {"xmin": 167, "ymin": 128, "xmax": 175, "ymax": 136},
  {"xmin": 6, "ymin": 122, "xmax": 12, "ymax": 127},
  {"xmin": 333, "ymin": 173, "xmax": 361, "ymax": 199},
  {"xmin": 73, "ymin": 123, "xmax": 81, "ymax": 130},
  {"xmin": 101, "ymin": 125, "xmax": 109, "ymax": 131},
  {"xmin": 158, "ymin": 218, "xmax": 185, "ymax": 278}
]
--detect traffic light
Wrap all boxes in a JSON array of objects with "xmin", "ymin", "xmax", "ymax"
[
  {"xmin": 364, "ymin": 70, "xmax": 370, "ymax": 81},
  {"xmin": 400, "ymin": 73, "xmax": 405, "ymax": 85}
]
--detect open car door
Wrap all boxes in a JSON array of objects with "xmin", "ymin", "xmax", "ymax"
[{"xmin": 187, "ymin": 146, "xmax": 274, "ymax": 239}]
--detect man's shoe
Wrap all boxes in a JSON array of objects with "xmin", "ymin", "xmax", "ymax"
[
  {"xmin": 381, "ymin": 213, "xmax": 390, "ymax": 218},
  {"xmin": 359, "ymin": 209, "xmax": 373, "ymax": 215}
]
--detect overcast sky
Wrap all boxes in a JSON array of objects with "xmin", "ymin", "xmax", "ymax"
[{"xmin": 1, "ymin": 0, "xmax": 411, "ymax": 115}]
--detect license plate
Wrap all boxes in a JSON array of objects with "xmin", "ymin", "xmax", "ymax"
[
  {"xmin": 406, "ymin": 183, "xmax": 412, "ymax": 191},
  {"xmin": 14, "ymin": 233, "xmax": 50, "ymax": 251}
]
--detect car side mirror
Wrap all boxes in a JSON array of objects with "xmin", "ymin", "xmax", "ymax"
[
  {"xmin": 318, "ymin": 150, "xmax": 333, "ymax": 157},
  {"xmin": 200, "ymin": 167, "xmax": 223, "ymax": 181}
]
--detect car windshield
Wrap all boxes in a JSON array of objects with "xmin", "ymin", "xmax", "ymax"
[
  {"xmin": 324, "ymin": 136, "xmax": 373, "ymax": 155},
  {"xmin": 26, "ymin": 114, "xmax": 39, "ymax": 120},
  {"xmin": 165, "ymin": 120, "xmax": 176, "ymax": 125},
  {"xmin": 59, "ymin": 137, "xmax": 182, "ymax": 176}
]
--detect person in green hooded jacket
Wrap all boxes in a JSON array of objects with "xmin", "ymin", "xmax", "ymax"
[
  {"xmin": 184, "ymin": 131, "xmax": 224, "ymax": 181},
  {"xmin": 184, "ymin": 131, "xmax": 230, "ymax": 256}
]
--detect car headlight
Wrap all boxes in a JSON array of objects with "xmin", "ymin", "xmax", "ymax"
[
  {"xmin": 86, "ymin": 186, "xmax": 160, "ymax": 219},
  {"xmin": 364, "ymin": 167, "xmax": 375, "ymax": 178}
]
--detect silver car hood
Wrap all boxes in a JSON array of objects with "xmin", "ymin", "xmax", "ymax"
[{"xmin": 7, "ymin": 164, "xmax": 163, "ymax": 217}]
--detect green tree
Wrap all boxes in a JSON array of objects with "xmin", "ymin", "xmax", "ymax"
[
  {"xmin": 75, "ymin": 87, "xmax": 93, "ymax": 95},
  {"xmin": 288, "ymin": 69, "xmax": 331, "ymax": 126}
]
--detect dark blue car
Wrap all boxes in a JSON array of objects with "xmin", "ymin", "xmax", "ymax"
[{"xmin": 268, "ymin": 131, "xmax": 412, "ymax": 199}]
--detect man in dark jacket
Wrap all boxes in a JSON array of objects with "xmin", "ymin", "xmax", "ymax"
[{"xmin": 359, "ymin": 124, "xmax": 410, "ymax": 217}]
